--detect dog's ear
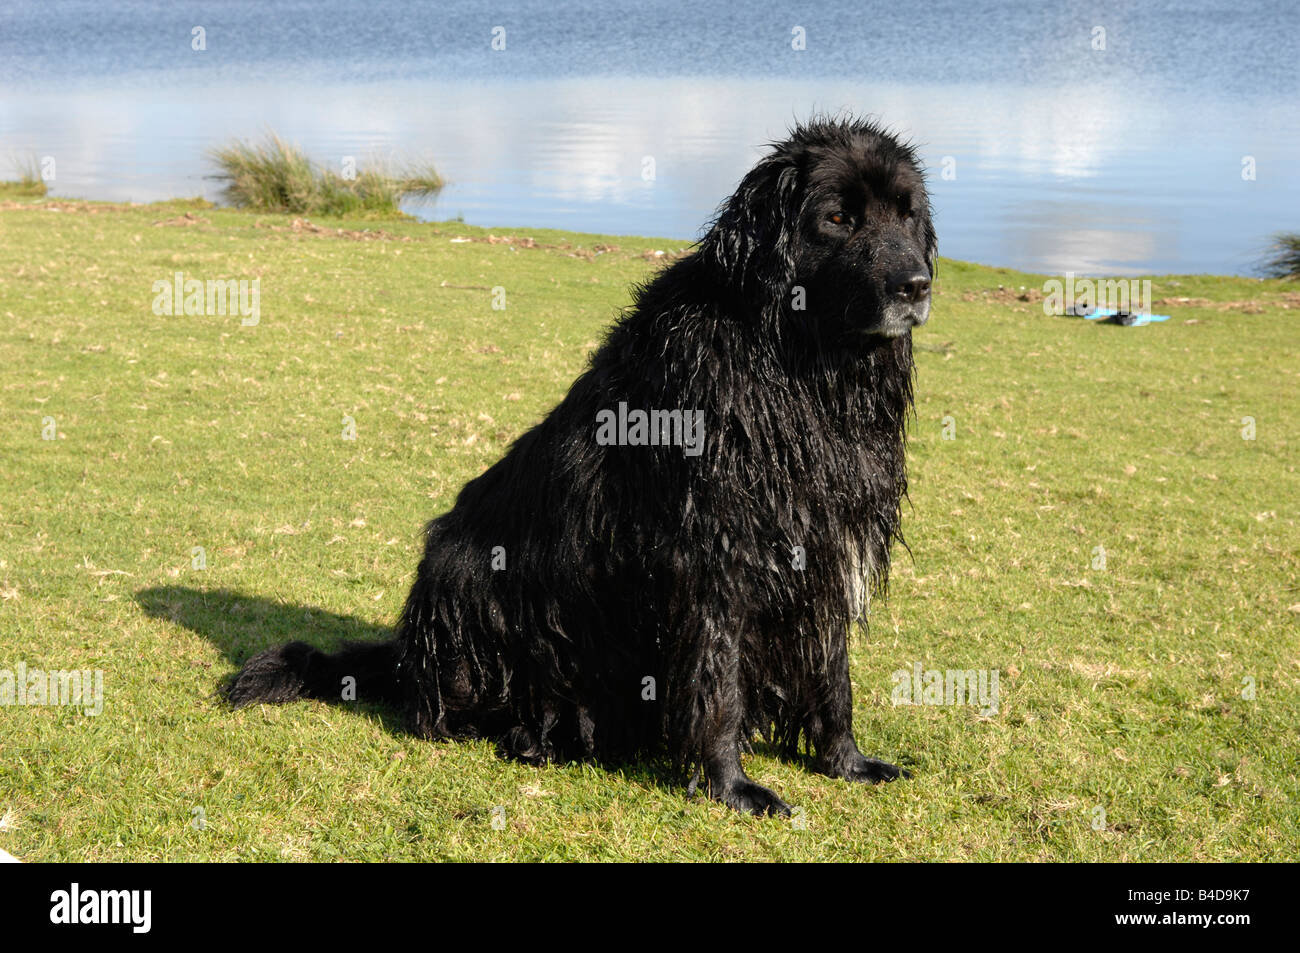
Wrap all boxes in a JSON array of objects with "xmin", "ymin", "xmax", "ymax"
[{"xmin": 702, "ymin": 151, "xmax": 803, "ymax": 298}]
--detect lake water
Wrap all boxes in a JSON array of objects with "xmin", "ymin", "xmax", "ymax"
[{"xmin": 3, "ymin": 0, "xmax": 1298, "ymax": 276}]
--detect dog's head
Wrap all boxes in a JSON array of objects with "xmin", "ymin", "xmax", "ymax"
[{"xmin": 702, "ymin": 117, "xmax": 936, "ymax": 343}]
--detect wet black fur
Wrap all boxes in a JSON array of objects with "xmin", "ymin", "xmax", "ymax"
[{"xmin": 227, "ymin": 116, "xmax": 937, "ymax": 815}]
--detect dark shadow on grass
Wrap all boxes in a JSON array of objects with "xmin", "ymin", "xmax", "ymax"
[
  {"xmin": 135, "ymin": 585, "xmax": 404, "ymax": 733},
  {"xmin": 136, "ymin": 585, "xmax": 390, "ymax": 665},
  {"xmin": 134, "ymin": 585, "xmax": 687, "ymax": 794}
]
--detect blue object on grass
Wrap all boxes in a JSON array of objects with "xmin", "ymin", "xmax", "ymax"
[{"xmin": 1081, "ymin": 308, "xmax": 1171, "ymax": 326}]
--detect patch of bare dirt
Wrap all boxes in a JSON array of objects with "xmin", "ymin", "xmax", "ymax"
[
  {"xmin": 153, "ymin": 211, "xmax": 209, "ymax": 227},
  {"xmin": 451, "ymin": 232, "xmax": 689, "ymax": 262},
  {"xmin": 0, "ymin": 199, "xmax": 132, "ymax": 214},
  {"xmin": 952, "ymin": 285, "xmax": 1300, "ymax": 314},
  {"xmin": 1154, "ymin": 294, "xmax": 1300, "ymax": 313},
  {"xmin": 254, "ymin": 217, "xmax": 412, "ymax": 242},
  {"xmin": 954, "ymin": 286, "xmax": 1044, "ymax": 304}
]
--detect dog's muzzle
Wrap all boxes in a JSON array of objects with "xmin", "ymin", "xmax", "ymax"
[{"xmin": 878, "ymin": 266, "xmax": 931, "ymax": 334}]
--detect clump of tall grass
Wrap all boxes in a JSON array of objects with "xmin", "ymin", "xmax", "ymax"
[
  {"xmin": 1261, "ymin": 232, "xmax": 1300, "ymax": 280},
  {"xmin": 207, "ymin": 134, "xmax": 442, "ymax": 217},
  {"xmin": 5, "ymin": 156, "xmax": 49, "ymax": 197}
]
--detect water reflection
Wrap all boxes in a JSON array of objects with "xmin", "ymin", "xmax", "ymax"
[{"xmin": 3, "ymin": 74, "xmax": 1296, "ymax": 276}]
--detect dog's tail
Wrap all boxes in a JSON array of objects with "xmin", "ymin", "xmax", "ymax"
[{"xmin": 225, "ymin": 640, "xmax": 400, "ymax": 709}]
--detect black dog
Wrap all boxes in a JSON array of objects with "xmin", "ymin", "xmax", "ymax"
[{"xmin": 227, "ymin": 116, "xmax": 936, "ymax": 815}]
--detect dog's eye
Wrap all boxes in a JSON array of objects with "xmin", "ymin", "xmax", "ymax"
[{"xmin": 828, "ymin": 211, "xmax": 853, "ymax": 227}]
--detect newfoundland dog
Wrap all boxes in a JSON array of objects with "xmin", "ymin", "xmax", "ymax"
[{"xmin": 227, "ymin": 116, "xmax": 936, "ymax": 816}]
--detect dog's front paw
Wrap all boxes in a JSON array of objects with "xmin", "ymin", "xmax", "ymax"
[
  {"xmin": 713, "ymin": 778, "xmax": 792, "ymax": 817},
  {"xmin": 826, "ymin": 752, "xmax": 911, "ymax": 784}
]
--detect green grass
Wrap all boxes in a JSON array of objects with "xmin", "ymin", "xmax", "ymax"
[
  {"xmin": 1, "ymin": 188, "xmax": 1297, "ymax": 862},
  {"xmin": 207, "ymin": 134, "xmax": 443, "ymax": 217}
]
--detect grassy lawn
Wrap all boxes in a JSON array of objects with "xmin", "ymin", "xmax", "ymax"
[{"xmin": 1, "ymin": 185, "xmax": 1296, "ymax": 862}]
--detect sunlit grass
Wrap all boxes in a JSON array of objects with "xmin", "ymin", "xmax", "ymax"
[{"xmin": 0, "ymin": 192, "xmax": 1296, "ymax": 861}]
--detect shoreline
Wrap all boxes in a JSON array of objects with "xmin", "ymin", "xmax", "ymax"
[{"xmin": 2, "ymin": 185, "xmax": 1287, "ymax": 285}]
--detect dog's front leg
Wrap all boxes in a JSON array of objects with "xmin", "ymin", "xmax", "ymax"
[
  {"xmin": 670, "ymin": 615, "xmax": 791, "ymax": 817},
  {"xmin": 702, "ymin": 734, "xmax": 791, "ymax": 817},
  {"xmin": 811, "ymin": 631, "xmax": 910, "ymax": 784}
]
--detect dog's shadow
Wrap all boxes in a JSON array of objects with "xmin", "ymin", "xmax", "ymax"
[
  {"xmin": 134, "ymin": 585, "xmax": 691, "ymax": 792},
  {"xmin": 137, "ymin": 585, "xmax": 389, "ymax": 665},
  {"xmin": 136, "ymin": 585, "xmax": 405, "ymax": 735}
]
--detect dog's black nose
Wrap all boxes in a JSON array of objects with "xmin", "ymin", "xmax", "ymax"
[{"xmin": 886, "ymin": 269, "xmax": 931, "ymax": 303}]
